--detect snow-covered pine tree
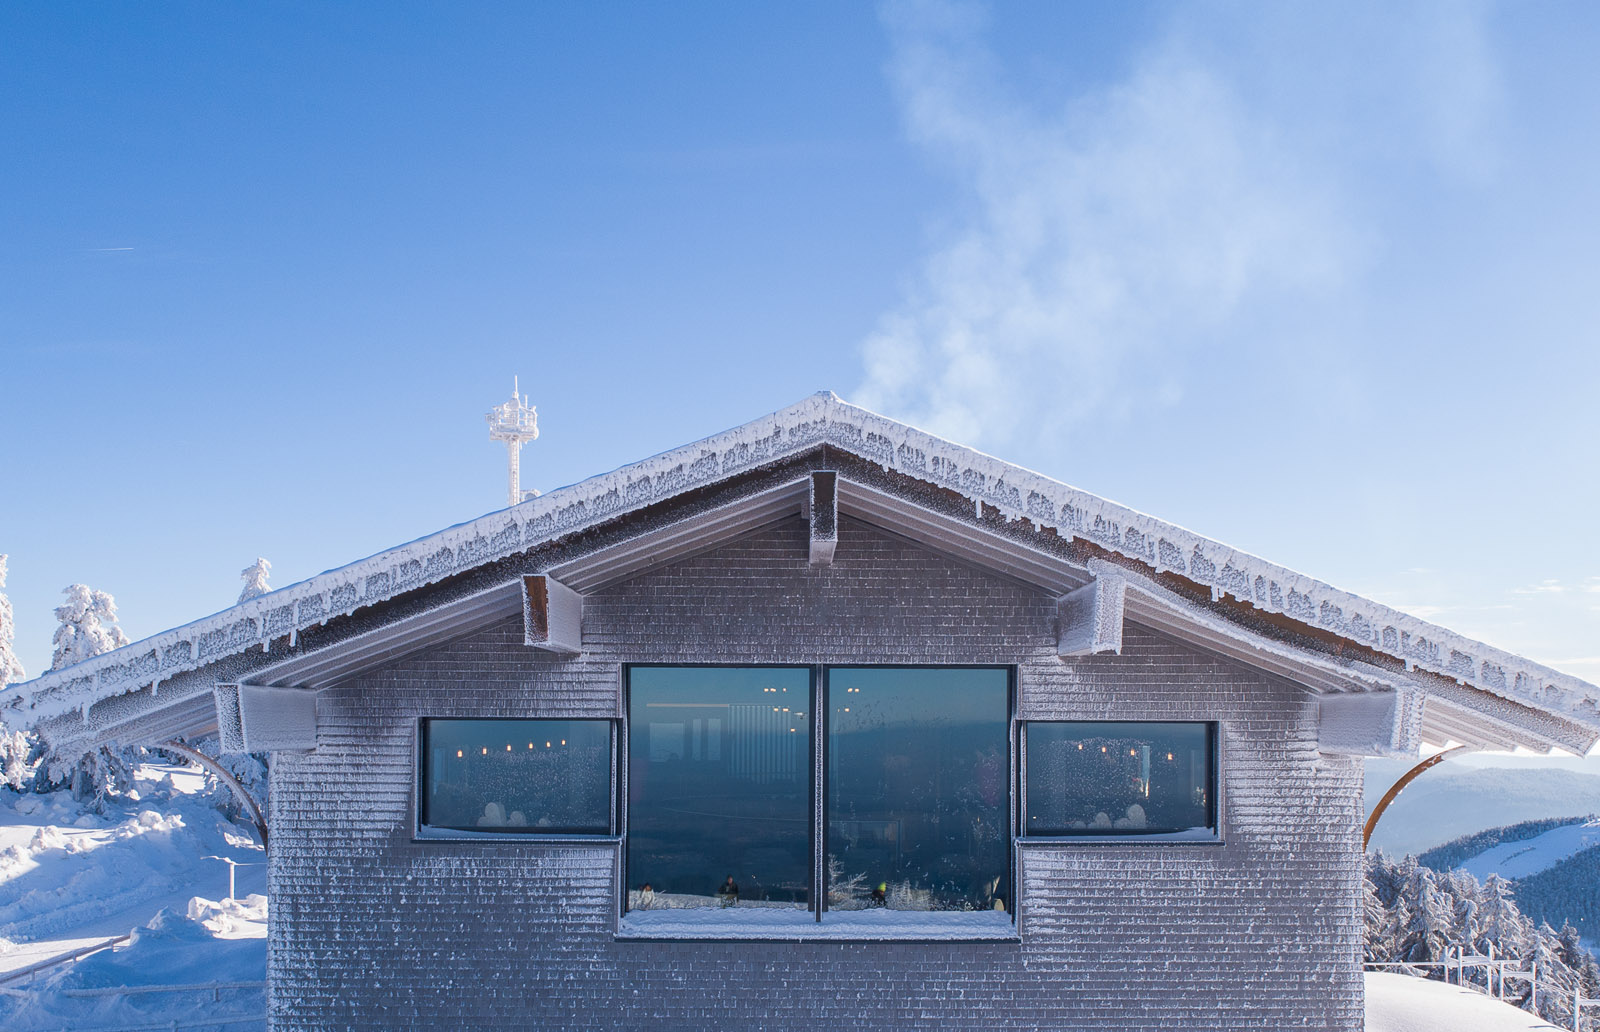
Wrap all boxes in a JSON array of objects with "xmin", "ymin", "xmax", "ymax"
[
  {"xmin": 1476, "ymin": 874, "xmax": 1535, "ymax": 959},
  {"xmin": 43, "ymin": 583, "xmax": 138, "ymax": 804},
  {"xmin": 0, "ymin": 555, "xmax": 23, "ymax": 689},
  {"xmin": 49, "ymin": 583, "xmax": 130, "ymax": 670},
  {"xmin": 1399, "ymin": 865, "xmax": 1456, "ymax": 963},
  {"xmin": 1362, "ymin": 872, "xmax": 1392, "ymax": 962},
  {"xmin": 0, "ymin": 554, "xmax": 34, "ymax": 791},
  {"xmin": 237, "ymin": 557, "xmax": 271, "ymax": 603}
]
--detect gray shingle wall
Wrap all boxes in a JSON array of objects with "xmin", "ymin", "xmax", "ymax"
[{"xmin": 269, "ymin": 515, "xmax": 1364, "ymax": 1030}]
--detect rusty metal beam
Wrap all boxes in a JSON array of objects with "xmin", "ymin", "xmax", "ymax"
[{"xmin": 1362, "ymin": 745, "xmax": 1470, "ymax": 850}]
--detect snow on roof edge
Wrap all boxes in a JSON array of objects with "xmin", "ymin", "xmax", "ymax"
[{"xmin": 7, "ymin": 390, "xmax": 1598, "ymax": 734}]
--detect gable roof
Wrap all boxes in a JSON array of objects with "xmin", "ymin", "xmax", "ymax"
[{"xmin": 7, "ymin": 391, "xmax": 1598, "ymax": 754}]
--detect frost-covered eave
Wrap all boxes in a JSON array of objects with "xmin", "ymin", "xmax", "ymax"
[
  {"xmin": 1099, "ymin": 561, "xmax": 1595, "ymax": 755},
  {"xmin": 7, "ymin": 391, "xmax": 1598, "ymax": 736}
]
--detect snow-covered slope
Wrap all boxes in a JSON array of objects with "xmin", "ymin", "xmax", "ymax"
[
  {"xmin": 0, "ymin": 764, "xmax": 265, "ymax": 955},
  {"xmin": 0, "ymin": 895, "xmax": 265, "ymax": 1031},
  {"xmin": 0, "ymin": 764, "xmax": 268, "ymax": 1029},
  {"xmin": 1461, "ymin": 819, "xmax": 1600, "ymax": 881},
  {"xmin": 1365, "ymin": 972, "xmax": 1564, "ymax": 1032}
]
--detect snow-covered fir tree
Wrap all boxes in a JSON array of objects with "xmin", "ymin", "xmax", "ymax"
[
  {"xmin": 237, "ymin": 557, "xmax": 271, "ymax": 603},
  {"xmin": 41, "ymin": 583, "xmax": 138, "ymax": 805},
  {"xmin": 0, "ymin": 555, "xmax": 23, "ymax": 688},
  {"xmin": 0, "ymin": 554, "xmax": 34, "ymax": 791},
  {"xmin": 50, "ymin": 583, "xmax": 130, "ymax": 670},
  {"xmin": 1366, "ymin": 851, "xmax": 1600, "ymax": 1030}
]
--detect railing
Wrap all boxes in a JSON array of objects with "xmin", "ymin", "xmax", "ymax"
[
  {"xmin": 0, "ymin": 934, "xmax": 131, "ymax": 987},
  {"xmin": 1368, "ymin": 943, "xmax": 1600, "ymax": 1032}
]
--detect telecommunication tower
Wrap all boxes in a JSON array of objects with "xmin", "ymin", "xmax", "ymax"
[{"xmin": 486, "ymin": 377, "xmax": 540, "ymax": 506}]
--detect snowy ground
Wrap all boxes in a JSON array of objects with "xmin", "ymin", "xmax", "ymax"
[
  {"xmin": 0, "ymin": 764, "xmax": 266, "ymax": 1030},
  {"xmin": 0, "ymin": 766, "xmax": 1576, "ymax": 1030},
  {"xmin": 1365, "ymin": 972, "xmax": 1562, "ymax": 1031}
]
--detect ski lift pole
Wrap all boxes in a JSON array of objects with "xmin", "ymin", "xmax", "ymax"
[{"xmin": 203, "ymin": 855, "xmax": 241, "ymax": 900}]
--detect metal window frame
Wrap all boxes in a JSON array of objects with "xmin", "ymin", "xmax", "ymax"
[
  {"xmin": 619, "ymin": 663, "xmax": 1016, "ymax": 925},
  {"xmin": 620, "ymin": 663, "xmax": 817, "ymax": 921},
  {"xmin": 411, "ymin": 716, "xmax": 621, "ymax": 843},
  {"xmin": 1015, "ymin": 718, "xmax": 1225, "ymax": 846}
]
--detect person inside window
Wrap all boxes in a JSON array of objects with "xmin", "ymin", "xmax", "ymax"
[
  {"xmin": 717, "ymin": 875, "xmax": 739, "ymax": 907},
  {"xmin": 638, "ymin": 883, "xmax": 654, "ymax": 909}
]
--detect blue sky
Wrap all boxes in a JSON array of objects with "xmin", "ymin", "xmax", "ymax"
[{"xmin": 3, "ymin": 3, "xmax": 1598, "ymax": 754}]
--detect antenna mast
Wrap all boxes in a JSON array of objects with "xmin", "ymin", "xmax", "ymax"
[{"xmin": 486, "ymin": 376, "xmax": 539, "ymax": 506}]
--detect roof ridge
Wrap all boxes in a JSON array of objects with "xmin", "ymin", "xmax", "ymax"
[{"xmin": 8, "ymin": 391, "xmax": 1597, "ymax": 737}]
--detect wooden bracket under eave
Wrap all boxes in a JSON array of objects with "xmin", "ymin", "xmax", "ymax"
[
  {"xmin": 809, "ymin": 470, "xmax": 838, "ymax": 566},
  {"xmin": 1057, "ymin": 576, "xmax": 1127, "ymax": 657},
  {"xmin": 214, "ymin": 682, "xmax": 318, "ymax": 753},
  {"xmin": 1318, "ymin": 687, "xmax": 1422, "ymax": 757},
  {"xmin": 524, "ymin": 573, "xmax": 583, "ymax": 654}
]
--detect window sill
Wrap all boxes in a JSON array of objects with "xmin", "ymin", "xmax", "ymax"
[
  {"xmin": 412, "ymin": 829, "xmax": 621, "ymax": 844},
  {"xmin": 1017, "ymin": 830, "xmax": 1223, "ymax": 846},
  {"xmin": 616, "ymin": 908, "xmax": 1017, "ymax": 943}
]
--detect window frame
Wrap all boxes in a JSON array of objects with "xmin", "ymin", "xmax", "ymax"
[
  {"xmin": 621, "ymin": 663, "xmax": 1016, "ymax": 925},
  {"xmin": 622, "ymin": 662, "xmax": 817, "ymax": 913},
  {"xmin": 1017, "ymin": 719, "xmax": 1224, "ymax": 846},
  {"xmin": 412, "ymin": 716, "xmax": 621, "ymax": 843}
]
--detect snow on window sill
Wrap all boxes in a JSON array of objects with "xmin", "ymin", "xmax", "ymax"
[
  {"xmin": 412, "ymin": 828, "xmax": 621, "ymax": 844},
  {"xmin": 616, "ymin": 907, "xmax": 1017, "ymax": 942},
  {"xmin": 1017, "ymin": 828, "xmax": 1223, "ymax": 846}
]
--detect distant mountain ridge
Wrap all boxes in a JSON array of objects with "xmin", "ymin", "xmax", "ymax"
[
  {"xmin": 1364, "ymin": 762, "xmax": 1600, "ymax": 857},
  {"xmin": 1417, "ymin": 816, "xmax": 1595, "ymax": 875}
]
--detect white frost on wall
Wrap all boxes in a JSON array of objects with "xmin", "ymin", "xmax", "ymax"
[{"xmin": 6, "ymin": 392, "xmax": 1597, "ymax": 737}]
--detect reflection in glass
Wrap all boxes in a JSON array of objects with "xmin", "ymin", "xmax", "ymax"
[
  {"xmin": 1025, "ymin": 722, "xmax": 1215, "ymax": 835},
  {"xmin": 423, "ymin": 719, "xmax": 611, "ymax": 833},
  {"xmin": 827, "ymin": 667, "xmax": 1009, "ymax": 912},
  {"xmin": 627, "ymin": 667, "xmax": 812, "ymax": 910}
]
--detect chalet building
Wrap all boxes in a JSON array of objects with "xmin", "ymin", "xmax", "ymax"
[{"xmin": 10, "ymin": 392, "xmax": 1600, "ymax": 1031}]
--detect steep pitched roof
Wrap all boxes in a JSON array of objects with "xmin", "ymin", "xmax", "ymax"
[{"xmin": 7, "ymin": 392, "xmax": 1598, "ymax": 752}]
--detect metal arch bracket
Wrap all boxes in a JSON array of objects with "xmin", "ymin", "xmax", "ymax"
[
  {"xmin": 1361, "ymin": 744, "xmax": 1470, "ymax": 850},
  {"xmin": 161, "ymin": 739, "xmax": 268, "ymax": 852}
]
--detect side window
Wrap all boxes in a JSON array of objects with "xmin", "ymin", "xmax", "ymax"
[
  {"xmin": 1023, "ymin": 721, "xmax": 1217, "ymax": 838},
  {"xmin": 420, "ymin": 718, "xmax": 614, "ymax": 835}
]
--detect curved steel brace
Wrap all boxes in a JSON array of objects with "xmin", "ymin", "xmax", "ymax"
[
  {"xmin": 1362, "ymin": 744, "xmax": 1470, "ymax": 850},
  {"xmin": 161, "ymin": 740, "xmax": 268, "ymax": 851}
]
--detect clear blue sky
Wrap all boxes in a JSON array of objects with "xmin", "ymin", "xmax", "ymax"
[{"xmin": 3, "ymin": 2, "xmax": 1598, "ymax": 752}]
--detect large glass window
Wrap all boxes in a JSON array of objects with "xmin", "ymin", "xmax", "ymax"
[
  {"xmin": 1023, "ymin": 721, "xmax": 1216, "ymax": 837},
  {"xmin": 827, "ymin": 667, "xmax": 1010, "ymax": 912},
  {"xmin": 627, "ymin": 666, "xmax": 813, "ymax": 910},
  {"xmin": 624, "ymin": 665, "xmax": 1011, "ymax": 919},
  {"xmin": 421, "ymin": 719, "xmax": 613, "ymax": 834}
]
